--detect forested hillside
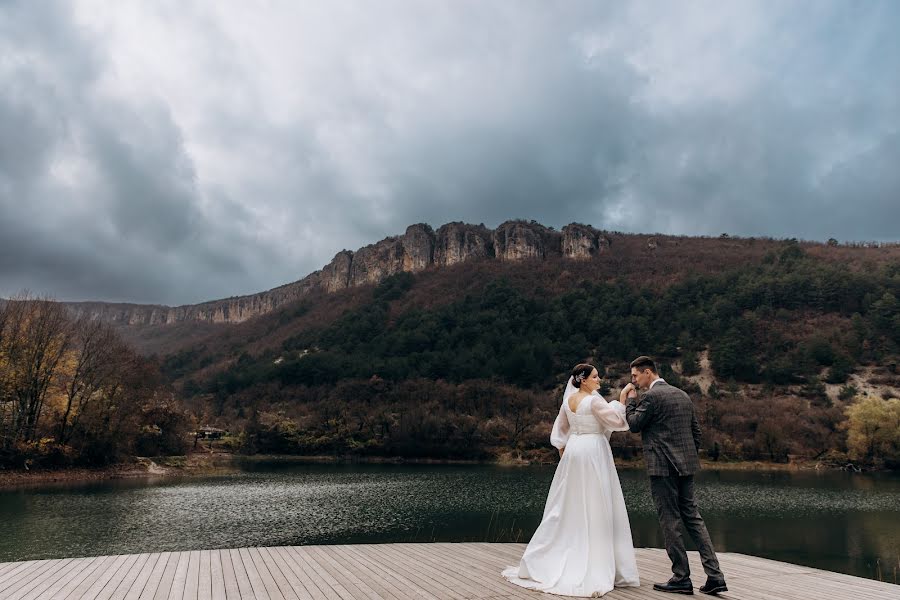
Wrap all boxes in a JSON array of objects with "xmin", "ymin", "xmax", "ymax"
[{"xmin": 161, "ymin": 238, "xmax": 900, "ymax": 468}]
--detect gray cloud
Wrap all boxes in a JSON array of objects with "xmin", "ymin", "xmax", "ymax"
[{"xmin": 1, "ymin": 0, "xmax": 898, "ymax": 305}]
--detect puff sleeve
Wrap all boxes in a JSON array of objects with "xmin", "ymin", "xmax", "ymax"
[
  {"xmin": 550, "ymin": 402, "xmax": 570, "ymax": 449},
  {"xmin": 590, "ymin": 395, "xmax": 629, "ymax": 432}
]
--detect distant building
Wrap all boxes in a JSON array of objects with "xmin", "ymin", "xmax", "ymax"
[{"xmin": 196, "ymin": 426, "xmax": 227, "ymax": 440}]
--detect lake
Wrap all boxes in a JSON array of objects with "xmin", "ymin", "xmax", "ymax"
[{"xmin": 1, "ymin": 463, "xmax": 898, "ymax": 583}]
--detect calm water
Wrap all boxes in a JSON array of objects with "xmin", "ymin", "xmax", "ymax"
[{"xmin": 1, "ymin": 464, "xmax": 898, "ymax": 583}]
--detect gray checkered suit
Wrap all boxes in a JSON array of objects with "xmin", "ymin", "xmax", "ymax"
[{"xmin": 626, "ymin": 380, "xmax": 724, "ymax": 584}]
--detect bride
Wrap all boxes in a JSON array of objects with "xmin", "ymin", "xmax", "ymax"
[{"xmin": 502, "ymin": 363, "xmax": 640, "ymax": 597}]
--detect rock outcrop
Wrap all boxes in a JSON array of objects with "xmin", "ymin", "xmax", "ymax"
[
  {"xmin": 348, "ymin": 224, "xmax": 436, "ymax": 287},
  {"xmin": 321, "ymin": 250, "xmax": 353, "ymax": 293},
  {"xmin": 492, "ymin": 221, "xmax": 547, "ymax": 261},
  {"xmin": 561, "ymin": 223, "xmax": 611, "ymax": 260},
  {"xmin": 433, "ymin": 222, "xmax": 492, "ymax": 266},
  {"xmin": 65, "ymin": 220, "xmax": 613, "ymax": 326}
]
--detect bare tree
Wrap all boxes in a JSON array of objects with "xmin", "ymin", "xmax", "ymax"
[
  {"xmin": 5, "ymin": 295, "xmax": 74, "ymax": 442},
  {"xmin": 0, "ymin": 297, "xmax": 13, "ymax": 447},
  {"xmin": 57, "ymin": 318, "xmax": 124, "ymax": 444}
]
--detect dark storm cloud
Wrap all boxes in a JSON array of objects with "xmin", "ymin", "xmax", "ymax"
[{"xmin": 1, "ymin": 1, "xmax": 898, "ymax": 305}]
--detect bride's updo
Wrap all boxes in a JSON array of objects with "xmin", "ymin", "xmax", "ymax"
[{"xmin": 571, "ymin": 363, "xmax": 595, "ymax": 389}]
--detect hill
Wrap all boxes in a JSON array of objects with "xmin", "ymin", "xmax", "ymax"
[{"xmin": 129, "ymin": 223, "xmax": 900, "ymax": 468}]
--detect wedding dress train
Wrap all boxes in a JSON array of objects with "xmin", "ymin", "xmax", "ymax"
[{"xmin": 502, "ymin": 389, "xmax": 640, "ymax": 597}]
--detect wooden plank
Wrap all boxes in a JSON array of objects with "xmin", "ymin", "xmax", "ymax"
[
  {"xmin": 338, "ymin": 545, "xmax": 437, "ymax": 600},
  {"xmin": 182, "ymin": 551, "xmax": 201, "ymax": 600},
  {"xmin": 122, "ymin": 553, "xmax": 164, "ymax": 600},
  {"xmin": 153, "ymin": 552, "xmax": 183, "ymax": 600},
  {"xmin": 72, "ymin": 554, "xmax": 130, "ymax": 600},
  {"xmin": 217, "ymin": 548, "xmax": 241, "ymax": 600},
  {"xmin": 0, "ymin": 560, "xmax": 58, "ymax": 600},
  {"xmin": 0, "ymin": 560, "xmax": 35, "ymax": 585},
  {"xmin": 138, "ymin": 553, "xmax": 174, "ymax": 600},
  {"xmin": 103, "ymin": 553, "xmax": 151, "ymax": 600},
  {"xmin": 209, "ymin": 550, "xmax": 227, "ymax": 600},
  {"xmin": 0, "ymin": 560, "xmax": 43, "ymax": 586},
  {"xmin": 245, "ymin": 546, "xmax": 288, "ymax": 600},
  {"xmin": 288, "ymin": 547, "xmax": 353, "ymax": 600},
  {"xmin": 0, "ymin": 560, "xmax": 22, "ymax": 580},
  {"xmin": 337, "ymin": 545, "xmax": 464, "ymax": 600},
  {"xmin": 321, "ymin": 546, "xmax": 408, "ymax": 600},
  {"xmin": 429, "ymin": 548, "xmax": 535, "ymax": 600},
  {"xmin": 52, "ymin": 555, "xmax": 109, "ymax": 600},
  {"xmin": 427, "ymin": 543, "xmax": 538, "ymax": 600},
  {"xmin": 198, "ymin": 550, "xmax": 212, "ymax": 600},
  {"xmin": 393, "ymin": 543, "xmax": 510, "ymax": 597},
  {"xmin": 280, "ymin": 547, "xmax": 343, "ymax": 600},
  {"xmin": 258, "ymin": 547, "xmax": 315, "ymax": 600},
  {"xmin": 271, "ymin": 546, "xmax": 333, "ymax": 600},
  {"xmin": 0, "ymin": 559, "xmax": 59, "ymax": 597},
  {"xmin": 7, "ymin": 558, "xmax": 75, "ymax": 600},
  {"xmin": 238, "ymin": 546, "xmax": 274, "ymax": 600},
  {"xmin": 249, "ymin": 547, "xmax": 298, "ymax": 600},
  {"xmin": 162, "ymin": 551, "xmax": 190, "ymax": 600},
  {"xmin": 15, "ymin": 558, "xmax": 85, "ymax": 600},
  {"xmin": 305, "ymin": 546, "xmax": 382, "ymax": 600},
  {"xmin": 227, "ymin": 548, "xmax": 255, "ymax": 600},
  {"xmin": 380, "ymin": 544, "xmax": 483, "ymax": 598},
  {"xmin": 89, "ymin": 554, "xmax": 142, "ymax": 600}
]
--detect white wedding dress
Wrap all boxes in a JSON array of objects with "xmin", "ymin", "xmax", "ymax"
[{"xmin": 502, "ymin": 382, "xmax": 640, "ymax": 597}]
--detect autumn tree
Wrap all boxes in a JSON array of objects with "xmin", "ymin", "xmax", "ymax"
[
  {"xmin": 845, "ymin": 396, "xmax": 900, "ymax": 464},
  {"xmin": 0, "ymin": 294, "xmax": 73, "ymax": 445},
  {"xmin": 57, "ymin": 318, "xmax": 126, "ymax": 444}
]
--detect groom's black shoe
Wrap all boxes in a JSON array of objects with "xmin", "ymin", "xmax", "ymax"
[
  {"xmin": 653, "ymin": 579, "xmax": 694, "ymax": 594},
  {"xmin": 698, "ymin": 579, "xmax": 727, "ymax": 595}
]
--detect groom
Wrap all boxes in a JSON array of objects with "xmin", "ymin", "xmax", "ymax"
[{"xmin": 622, "ymin": 356, "xmax": 727, "ymax": 596}]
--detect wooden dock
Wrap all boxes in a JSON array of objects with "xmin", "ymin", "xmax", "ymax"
[{"xmin": 0, "ymin": 543, "xmax": 894, "ymax": 600}]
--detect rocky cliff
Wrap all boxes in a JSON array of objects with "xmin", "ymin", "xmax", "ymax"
[{"xmin": 65, "ymin": 220, "xmax": 612, "ymax": 326}]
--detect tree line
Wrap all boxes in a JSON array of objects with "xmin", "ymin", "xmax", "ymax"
[{"xmin": 0, "ymin": 294, "xmax": 190, "ymax": 468}]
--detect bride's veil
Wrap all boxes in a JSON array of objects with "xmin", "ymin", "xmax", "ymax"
[{"xmin": 563, "ymin": 376, "xmax": 579, "ymax": 404}]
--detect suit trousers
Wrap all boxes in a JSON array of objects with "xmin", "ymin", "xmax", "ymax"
[{"xmin": 649, "ymin": 474, "xmax": 724, "ymax": 583}]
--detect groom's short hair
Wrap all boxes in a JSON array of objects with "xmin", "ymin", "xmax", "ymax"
[{"xmin": 630, "ymin": 356, "xmax": 657, "ymax": 373}]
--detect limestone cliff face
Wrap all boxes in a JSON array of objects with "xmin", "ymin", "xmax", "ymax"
[
  {"xmin": 348, "ymin": 224, "xmax": 435, "ymax": 287},
  {"xmin": 434, "ymin": 222, "xmax": 492, "ymax": 266},
  {"xmin": 492, "ymin": 221, "xmax": 548, "ymax": 261},
  {"xmin": 321, "ymin": 250, "xmax": 353, "ymax": 292},
  {"xmin": 66, "ymin": 220, "xmax": 613, "ymax": 326},
  {"xmin": 66, "ymin": 277, "xmax": 320, "ymax": 326},
  {"xmin": 561, "ymin": 223, "xmax": 611, "ymax": 260},
  {"xmin": 401, "ymin": 224, "xmax": 435, "ymax": 272}
]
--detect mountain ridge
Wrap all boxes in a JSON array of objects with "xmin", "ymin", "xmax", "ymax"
[
  {"xmin": 59, "ymin": 220, "xmax": 899, "ymax": 329},
  {"xmin": 64, "ymin": 220, "xmax": 615, "ymax": 325}
]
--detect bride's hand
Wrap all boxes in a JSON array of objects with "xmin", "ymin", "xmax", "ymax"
[{"xmin": 621, "ymin": 383, "xmax": 638, "ymax": 401}]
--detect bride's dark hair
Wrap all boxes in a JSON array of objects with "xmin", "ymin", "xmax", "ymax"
[{"xmin": 571, "ymin": 363, "xmax": 595, "ymax": 389}]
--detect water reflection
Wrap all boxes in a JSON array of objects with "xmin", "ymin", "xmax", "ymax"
[{"xmin": 0, "ymin": 465, "xmax": 897, "ymax": 582}]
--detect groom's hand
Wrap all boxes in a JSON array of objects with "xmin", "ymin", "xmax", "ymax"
[{"xmin": 624, "ymin": 383, "xmax": 639, "ymax": 400}]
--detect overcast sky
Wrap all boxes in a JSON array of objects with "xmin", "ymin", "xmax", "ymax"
[{"xmin": 2, "ymin": 1, "xmax": 898, "ymax": 305}]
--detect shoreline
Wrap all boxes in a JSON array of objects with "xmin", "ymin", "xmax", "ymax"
[{"xmin": 0, "ymin": 452, "xmax": 873, "ymax": 490}]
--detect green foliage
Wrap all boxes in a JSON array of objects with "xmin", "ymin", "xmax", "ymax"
[
  {"xmin": 680, "ymin": 350, "xmax": 700, "ymax": 376},
  {"xmin": 838, "ymin": 384, "xmax": 859, "ymax": 401},
  {"xmin": 202, "ymin": 252, "xmax": 896, "ymax": 398},
  {"xmin": 825, "ymin": 354, "xmax": 853, "ymax": 384}
]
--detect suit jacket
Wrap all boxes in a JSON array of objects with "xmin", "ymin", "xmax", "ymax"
[{"xmin": 626, "ymin": 381, "xmax": 702, "ymax": 477}]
